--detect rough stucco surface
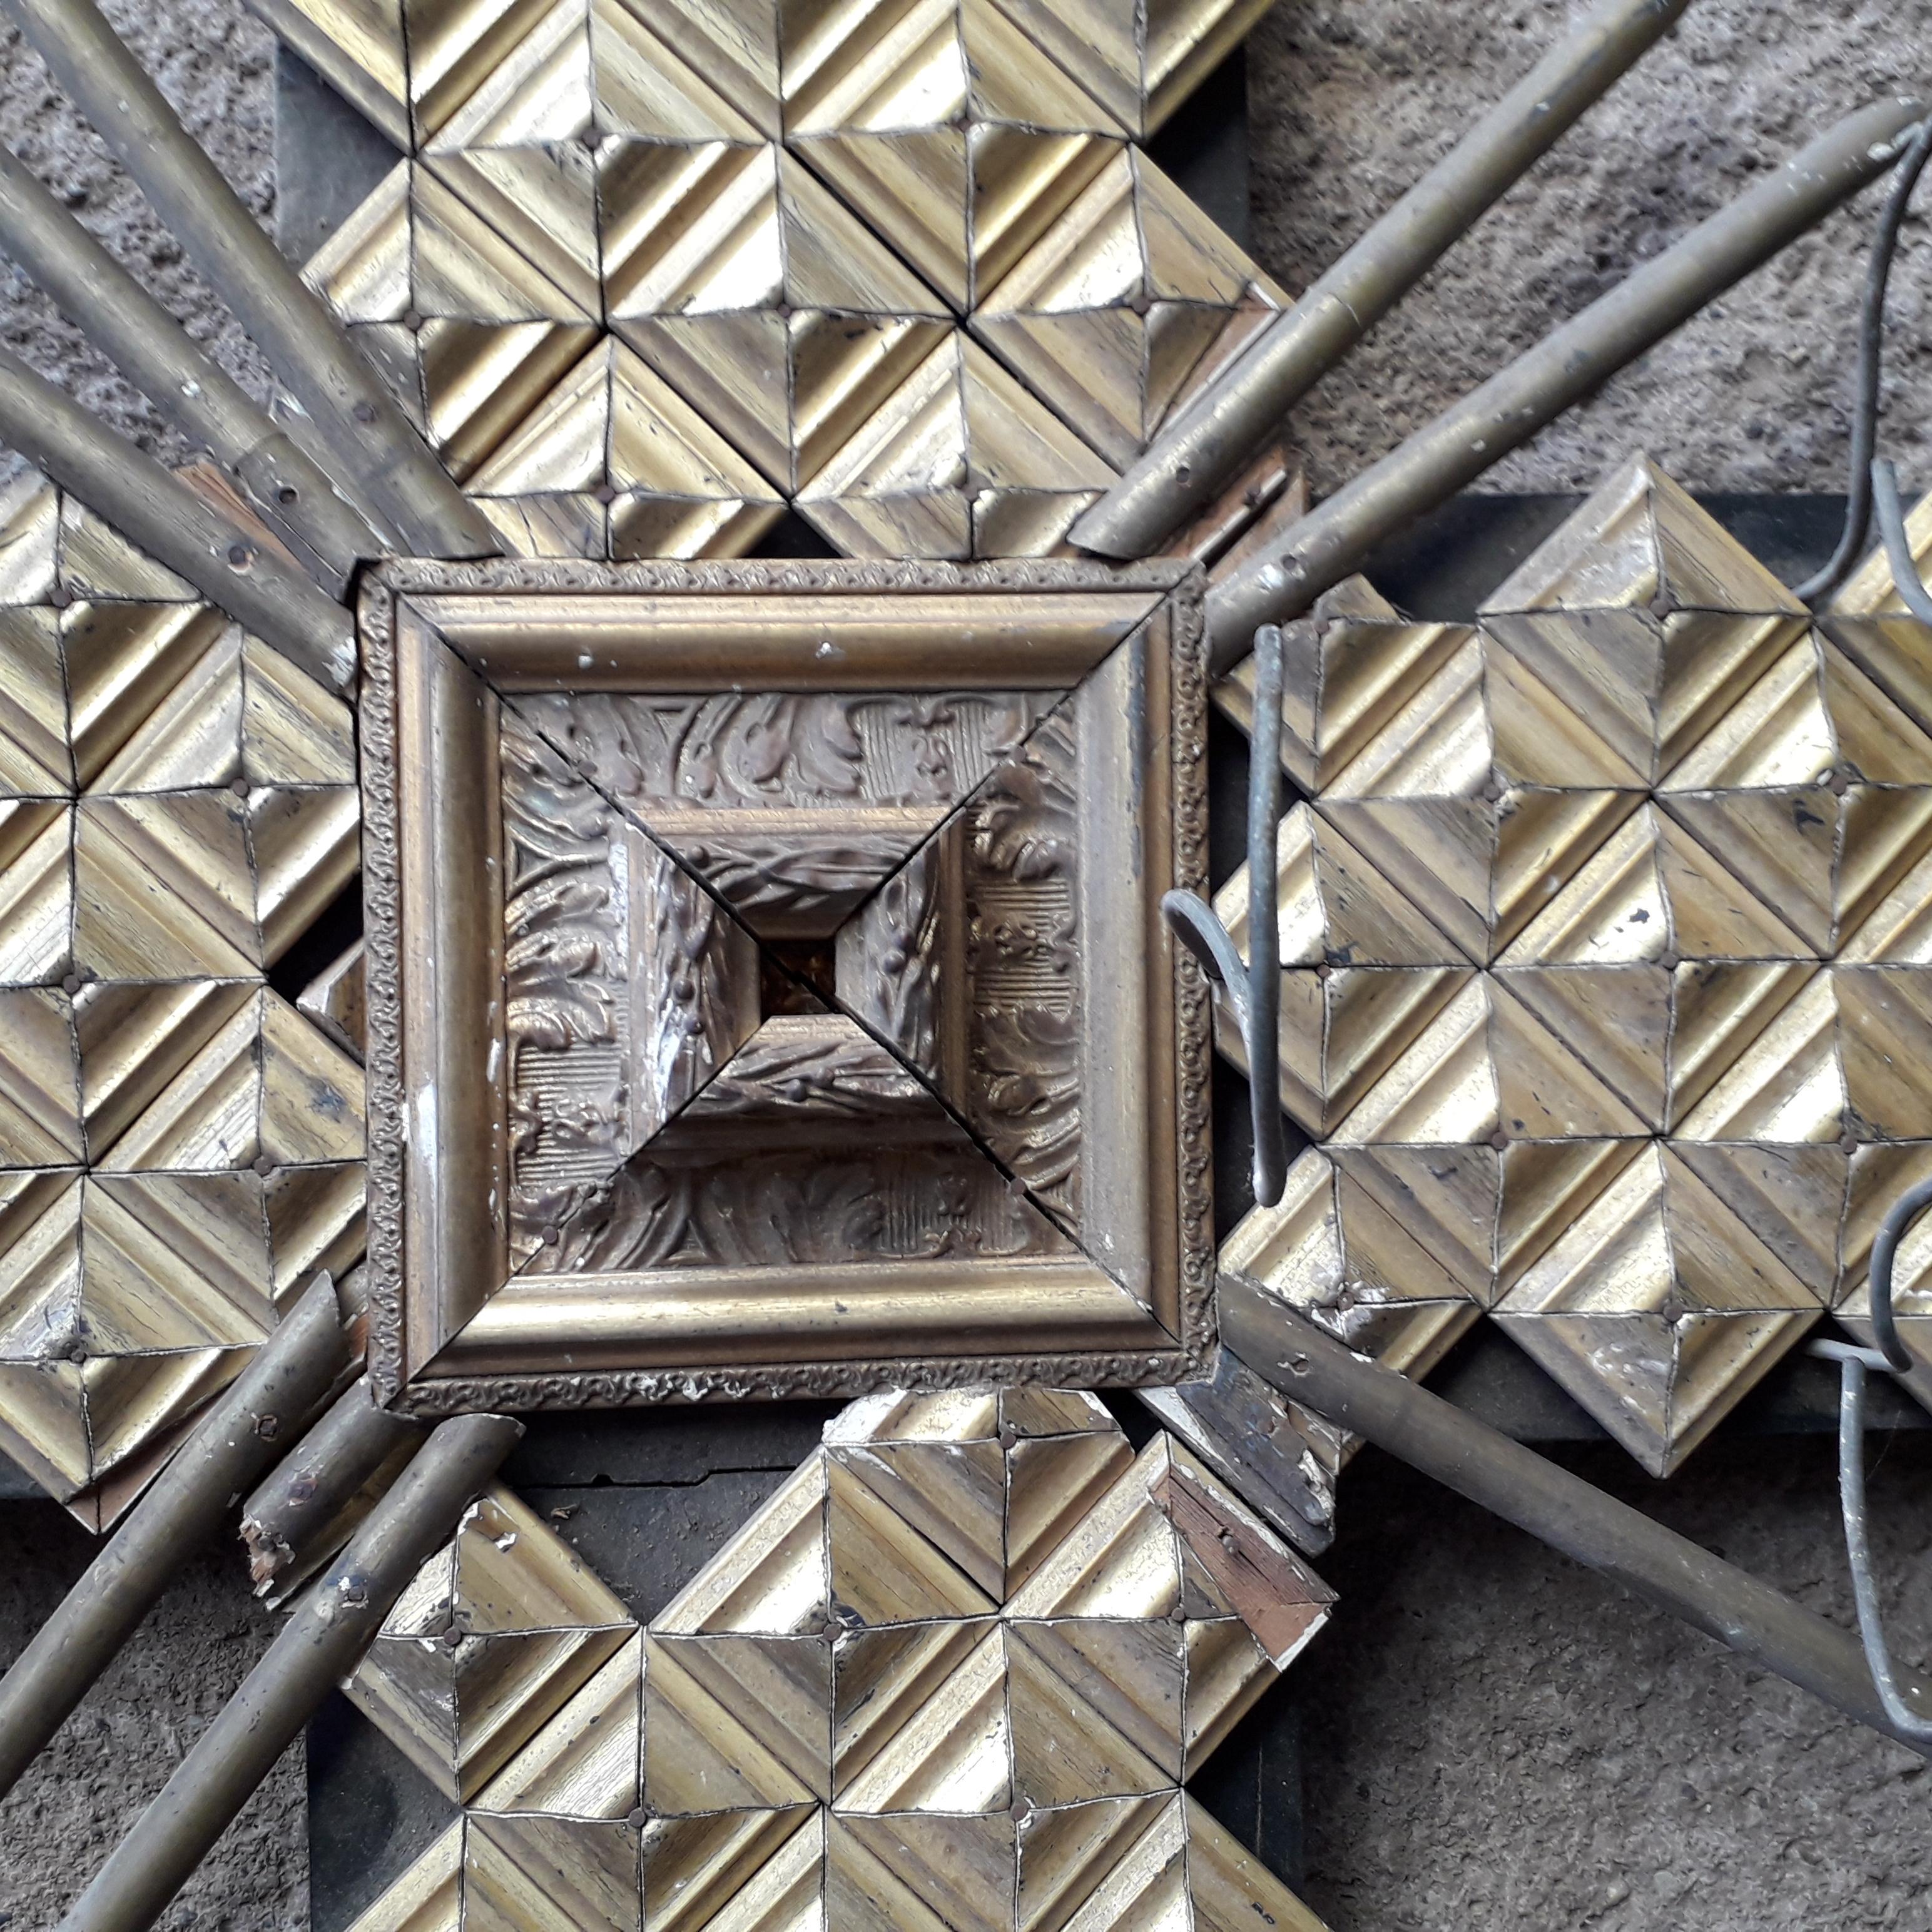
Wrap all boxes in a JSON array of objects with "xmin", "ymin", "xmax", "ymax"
[
  {"xmin": 0, "ymin": 0, "xmax": 277, "ymax": 468},
  {"xmin": 1295, "ymin": 1436, "xmax": 1932, "ymax": 1932},
  {"xmin": 0, "ymin": 1511, "xmax": 306, "ymax": 1931},
  {"xmin": 0, "ymin": 3, "xmax": 1929, "ymax": 1931},
  {"xmin": 1249, "ymin": 0, "xmax": 1931, "ymax": 497}
]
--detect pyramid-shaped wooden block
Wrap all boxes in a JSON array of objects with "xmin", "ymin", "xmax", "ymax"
[
  {"xmin": 797, "ymin": 333, "xmax": 1117, "ymax": 558},
  {"xmin": 601, "ymin": 141, "xmax": 951, "ymax": 492},
  {"xmin": 1327, "ymin": 977, "xmax": 1649, "ymax": 1302},
  {"xmin": 1495, "ymin": 803, "xmax": 1816, "ymax": 1131},
  {"xmin": 1213, "ymin": 576, "xmax": 1470, "ymax": 794},
  {"xmin": 1660, "ymin": 632, "xmax": 1932, "ymax": 955},
  {"xmin": 347, "ymin": 1487, "xmax": 638, "ymax": 1801},
  {"xmin": 1221, "ymin": 1147, "xmax": 1482, "ymax": 1382},
  {"xmin": 1317, "ymin": 631, "xmax": 1643, "ymax": 961},
  {"xmin": 1208, "ymin": 803, "xmax": 1470, "ymax": 1136},
  {"xmin": 1670, "ymin": 966, "xmax": 1932, "ymax": 1299},
  {"xmin": 781, "ymin": 0, "xmax": 1126, "ymax": 311},
  {"xmin": 973, "ymin": 148, "xmax": 1283, "ymax": 467},
  {"xmin": 1494, "ymin": 1144, "xmax": 1823, "ymax": 1474},
  {"xmin": 1480, "ymin": 454, "xmax": 1810, "ymax": 785}
]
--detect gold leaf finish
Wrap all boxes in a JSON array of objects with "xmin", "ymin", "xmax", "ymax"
[
  {"xmin": 0, "ymin": 471, "xmax": 369, "ymax": 1510},
  {"xmin": 1211, "ymin": 457, "xmax": 1932, "ymax": 1468},
  {"xmin": 360, "ymin": 561, "xmax": 1211, "ymax": 1406},
  {"xmin": 344, "ymin": 1390, "xmax": 1336, "ymax": 1930},
  {"xmin": 283, "ymin": 0, "xmax": 1271, "ymax": 560}
]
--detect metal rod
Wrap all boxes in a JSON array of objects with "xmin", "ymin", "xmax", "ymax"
[
  {"xmin": 0, "ymin": 1275, "xmax": 351, "ymax": 1805},
  {"xmin": 1865, "ymin": 1168, "xmax": 1932, "ymax": 1371},
  {"xmin": 1161, "ymin": 622, "xmax": 1288, "ymax": 1204},
  {"xmin": 240, "ymin": 1376, "xmax": 425, "ymax": 1599},
  {"xmin": 1204, "ymin": 96, "xmax": 1930, "ymax": 669},
  {"xmin": 0, "ymin": 142, "xmax": 378, "ymax": 596},
  {"xmin": 1220, "ymin": 1275, "xmax": 1932, "ymax": 1757},
  {"xmin": 1874, "ymin": 457, "xmax": 1932, "ymax": 629},
  {"xmin": 0, "ymin": 0, "xmax": 501, "ymax": 563},
  {"xmin": 0, "ymin": 340, "xmax": 357, "ymax": 689},
  {"xmin": 1796, "ymin": 115, "xmax": 1932, "ymax": 606},
  {"xmin": 1819, "ymin": 1345, "xmax": 1932, "ymax": 1744},
  {"xmin": 56, "ymin": 1411, "xmax": 522, "ymax": 1932},
  {"xmin": 1071, "ymin": 0, "xmax": 1694, "ymax": 559}
]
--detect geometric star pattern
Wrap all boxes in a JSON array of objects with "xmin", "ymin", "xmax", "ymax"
[
  {"xmin": 293, "ymin": 0, "xmax": 1284, "ymax": 561},
  {"xmin": 340, "ymin": 1388, "xmax": 1336, "ymax": 1932},
  {"xmin": 0, "ymin": 467, "xmax": 367, "ymax": 1514},
  {"xmin": 1217, "ymin": 455, "xmax": 1932, "ymax": 1476}
]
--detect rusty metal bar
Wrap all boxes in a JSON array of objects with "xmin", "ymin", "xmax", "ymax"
[
  {"xmin": 240, "ymin": 1376, "xmax": 425, "ymax": 1602},
  {"xmin": 0, "ymin": 0, "xmax": 501, "ymax": 563},
  {"xmin": 1204, "ymin": 96, "xmax": 1929, "ymax": 669},
  {"xmin": 1072, "ymin": 0, "xmax": 1694, "ymax": 560},
  {"xmin": 0, "ymin": 141, "xmax": 377, "ymax": 595},
  {"xmin": 0, "ymin": 1276, "xmax": 352, "ymax": 1805},
  {"xmin": 0, "ymin": 340, "xmax": 357, "ymax": 688},
  {"xmin": 56, "ymin": 1411, "xmax": 522, "ymax": 1932},
  {"xmin": 1221, "ymin": 1275, "xmax": 1932, "ymax": 1757}
]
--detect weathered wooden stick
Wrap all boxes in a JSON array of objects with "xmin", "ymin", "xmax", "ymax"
[
  {"xmin": 1072, "ymin": 0, "xmax": 1694, "ymax": 559},
  {"xmin": 0, "ymin": 1276, "xmax": 352, "ymax": 1806},
  {"xmin": 56, "ymin": 1411, "xmax": 522, "ymax": 1932},
  {"xmin": 0, "ymin": 0, "xmax": 500, "ymax": 562},
  {"xmin": 240, "ymin": 1376, "xmax": 425, "ymax": 1601},
  {"xmin": 1221, "ymin": 1275, "xmax": 1932, "ymax": 1758},
  {"xmin": 0, "ymin": 342, "xmax": 357, "ymax": 688},
  {"xmin": 1137, "ymin": 1346, "xmax": 1336, "ymax": 1555},
  {"xmin": 0, "ymin": 142, "xmax": 377, "ymax": 594},
  {"xmin": 1204, "ymin": 96, "xmax": 1929, "ymax": 668}
]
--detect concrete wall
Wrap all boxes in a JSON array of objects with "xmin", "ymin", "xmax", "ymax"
[{"xmin": 0, "ymin": 4, "xmax": 1928, "ymax": 1929}]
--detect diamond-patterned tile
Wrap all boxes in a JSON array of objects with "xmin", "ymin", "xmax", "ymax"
[
  {"xmin": 340, "ymin": 1393, "xmax": 1335, "ymax": 1931},
  {"xmin": 1660, "ymin": 631, "xmax": 1932, "ymax": 955},
  {"xmin": 1493, "ymin": 1142, "xmax": 1824, "ymax": 1475},
  {"xmin": 1480, "ymin": 452, "xmax": 1809, "ymax": 786}
]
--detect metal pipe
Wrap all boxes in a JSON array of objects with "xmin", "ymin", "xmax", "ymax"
[
  {"xmin": 0, "ymin": 340, "xmax": 357, "ymax": 689},
  {"xmin": 0, "ymin": 143, "xmax": 378, "ymax": 596},
  {"xmin": 1220, "ymin": 1275, "xmax": 1932, "ymax": 1757},
  {"xmin": 56, "ymin": 1411, "xmax": 522, "ymax": 1932},
  {"xmin": 1205, "ymin": 96, "xmax": 1930, "ymax": 669},
  {"xmin": 240, "ymin": 1376, "xmax": 425, "ymax": 1600},
  {"xmin": 0, "ymin": 1274, "xmax": 351, "ymax": 1804},
  {"xmin": 1071, "ymin": 0, "xmax": 1694, "ymax": 559},
  {"xmin": 0, "ymin": 0, "xmax": 501, "ymax": 563}
]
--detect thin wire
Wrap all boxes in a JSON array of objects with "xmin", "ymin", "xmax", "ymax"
[
  {"xmin": 1797, "ymin": 114, "xmax": 1932, "ymax": 607},
  {"xmin": 1821, "ymin": 1348, "xmax": 1932, "ymax": 1743},
  {"xmin": 1162, "ymin": 623, "xmax": 1288, "ymax": 1208},
  {"xmin": 1864, "ymin": 1170, "xmax": 1932, "ymax": 1373},
  {"xmin": 1873, "ymin": 457, "xmax": 1932, "ymax": 626}
]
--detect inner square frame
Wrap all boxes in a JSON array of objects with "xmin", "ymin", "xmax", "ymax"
[{"xmin": 358, "ymin": 559, "xmax": 1213, "ymax": 1410}]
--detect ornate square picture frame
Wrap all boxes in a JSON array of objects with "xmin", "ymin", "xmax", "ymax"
[{"xmin": 358, "ymin": 560, "xmax": 1213, "ymax": 1409}]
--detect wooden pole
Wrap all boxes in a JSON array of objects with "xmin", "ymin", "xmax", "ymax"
[
  {"xmin": 0, "ymin": 342, "xmax": 358, "ymax": 689},
  {"xmin": 0, "ymin": 1276, "xmax": 351, "ymax": 1804},
  {"xmin": 1222, "ymin": 1275, "xmax": 1932, "ymax": 1758},
  {"xmin": 0, "ymin": 142, "xmax": 377, "ymax": 593},
  {"xmin": 1, "ymin": 0, "xmax": 501, "ymax": 562}
]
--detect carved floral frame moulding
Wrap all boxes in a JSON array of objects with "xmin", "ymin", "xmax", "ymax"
[{"xmin": 358, "ymin": 559, "xmax": 1213, "ymax": 1412}]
